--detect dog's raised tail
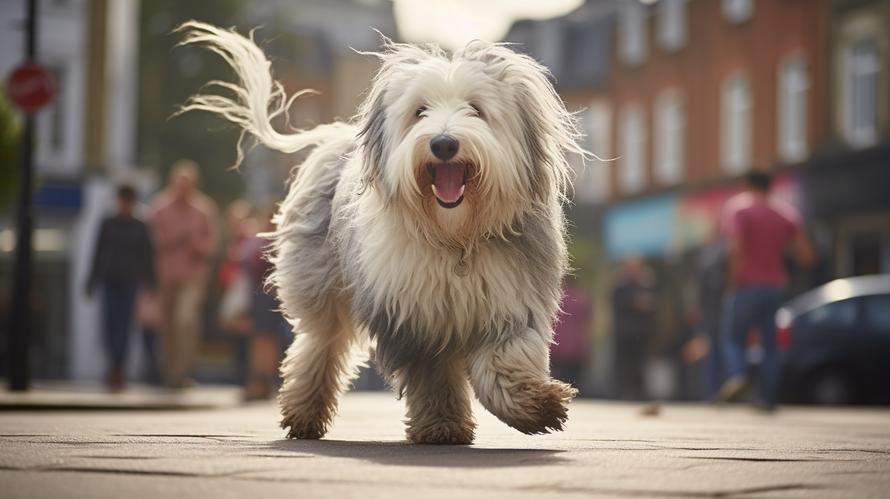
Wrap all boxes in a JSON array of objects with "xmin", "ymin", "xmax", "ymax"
[{"xmin": 175, "ymin": 21, "xmax": 345, "ymax": 167}]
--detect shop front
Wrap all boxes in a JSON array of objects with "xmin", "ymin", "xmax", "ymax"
[{"xmin": 801, "ymin": 143, "xmax": 890, "ymax": 278}]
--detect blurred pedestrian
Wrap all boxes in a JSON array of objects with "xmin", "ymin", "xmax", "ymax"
[
  {"xmin": 135, "ymin": 287, "xmax": 162, "ymax": 385},
  {"xmin": 216, "ymin": 199, "xmax": 254, "ymax": 385},
  {"xmin": 243, "ymin": 205, "xmax": 289, "ymax": 400},
  {"xmin": 150, "ymin": 160, "xmax": 218, "ymax": 389},
  {"xmin": 697, "ymin": 237, "xmax": 729, "ymax": 398},
  {"xmin": 86, "ymin": 184, "xmax": 156, "ymax": 392},
  {"xmin": 716, "ymin": 171, "xmax": 816, "ymax": 410},
  {"xmin": 551, "ymin": 275, "xmax": 592, "ymax": 390},
  {"xmin": 612, "ymin": 256, "xmax": 657, "ymax": 401}
]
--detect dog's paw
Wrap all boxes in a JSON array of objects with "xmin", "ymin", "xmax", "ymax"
[
  {"xmin": 281, "ymin": 415, "xmax": 327, "ymax": 440},
  {"xmin": 505, "ymin": 379, "xmax": 578, "ymax": 435},
  {"xmin": 406, "ymin": 420, "xmax": 475, "ymax": 445}
]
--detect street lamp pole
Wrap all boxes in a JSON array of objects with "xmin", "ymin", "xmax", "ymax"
[{"xmin": 8, "ymin": 0, "xmax": 39, "ymax": 391}]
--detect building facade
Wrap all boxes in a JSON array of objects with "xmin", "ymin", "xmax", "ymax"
[
  {"xmin": 807, "ymin": 0, "xmax": 890, "ymax": 278},
  {"xmin": 1, "ymin": 0, "xmax": 398, "ymax": 383},
  {"xmin": 505, "ymin": 0, "xmax": 890, "ymax": 398},
  {"xmin": 1, "ymin": 0, "xmax": 144, "ymax": 381}
]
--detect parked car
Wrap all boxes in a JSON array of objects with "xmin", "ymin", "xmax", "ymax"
[{"xmin": 777, "ymin": 274, "xmax": 890, "ymax": 405}]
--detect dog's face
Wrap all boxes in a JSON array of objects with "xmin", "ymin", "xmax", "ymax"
[{"xmin": 358, "ymin": 41, "xmax": 583, "ymax": 245}]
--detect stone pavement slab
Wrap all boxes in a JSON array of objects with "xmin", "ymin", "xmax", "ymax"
[{"xmin": 0, "ymin": 392, "xmax": 888, "ymax": 498}]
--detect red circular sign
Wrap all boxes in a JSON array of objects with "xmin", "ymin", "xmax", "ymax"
[{"xmin": 5, "ymin": 63, "xmax": 56, "ymax": 113}]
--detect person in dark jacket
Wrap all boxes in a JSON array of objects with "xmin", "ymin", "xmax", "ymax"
[
  {"xmin": 87, "ymin": 184, "xmax": 156, "ymax": 391},
  {"xmin": 612, "ymin": 256, "xmax": 657, "ymax": 401},
  {"xmin": 697, "ymin": 238, "xmax": 729, "ymax": 398}
]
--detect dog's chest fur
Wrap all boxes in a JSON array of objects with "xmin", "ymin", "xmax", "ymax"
[{"xmin": 330, "ymin": 175, "xmax": 563, "ymax": 375}]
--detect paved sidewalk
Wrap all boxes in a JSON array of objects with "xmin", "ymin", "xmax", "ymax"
[
  {"xmin": 1, "ymin": 392, "xmax": 888, "ymax": 498},
  {"xmin": 0, "ymin": 383, "xmax": 242, "ymax": 410}
]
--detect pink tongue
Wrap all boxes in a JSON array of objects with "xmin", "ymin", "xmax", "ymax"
[{"xmin": 432, "ymin": 164, "xmax": 465, "ymax": 203}]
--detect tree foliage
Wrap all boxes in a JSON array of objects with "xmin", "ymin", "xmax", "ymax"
[
  {"xmin": 0, "ymin": 93, "xmax": 21, "ymax": 211},
  {"xmin": 137, "ymin": 0, "xmax": 248, "ymax": 205}
]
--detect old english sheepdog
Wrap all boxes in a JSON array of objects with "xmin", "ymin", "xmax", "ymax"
[{"xmin": 178, "ymin": 21, "xmax": 587, "ymax": 444}]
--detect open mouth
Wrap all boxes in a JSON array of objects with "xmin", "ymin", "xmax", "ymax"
[{"xmin": 427, "ymin": 163, "xmax": 467, "ymax": 209}]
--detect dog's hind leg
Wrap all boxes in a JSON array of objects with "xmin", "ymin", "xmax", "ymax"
[
  {"xmin": 468, "ymin": 328, "xmax": 577, "ymax": 435},
  {"xmin": 398, "ymin": 354, "xmax": 475, "ymax": 445},
  {"xmin": 278, "ymin": 300, "xmax": 363, "ymax": 439}
]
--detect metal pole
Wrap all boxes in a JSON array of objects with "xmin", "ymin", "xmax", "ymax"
[{"xmin": 8, "ymin": 0, "xmax": 38, "ymax": 391}]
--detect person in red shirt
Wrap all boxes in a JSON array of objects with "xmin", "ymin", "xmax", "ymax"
[
  {"xmin": 716, "ymin": 172, "xmax": 815, "ymax": 409},
  {"xmin": 149, "ymin": 160, "xmax": 218, "ymax": 388}
]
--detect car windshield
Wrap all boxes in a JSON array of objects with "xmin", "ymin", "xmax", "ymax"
[
  {"xmin": 797, "ymin": 298, "xmax": 858, "ymax": 329},
  {"xmin": 862, "ymin": 294, "xmax": 890, "ymax": 332}
]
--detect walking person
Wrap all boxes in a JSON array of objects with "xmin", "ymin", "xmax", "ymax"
[
  {"xmin": 150, "ymin": 160, "xmax": 218, "ymax": 389},
  {"xmin": 551, "ymin": 275, "xmax": 592, "ymax": 390},
  {"xmin": 243, "ymin": 205, "xmax": 289, "ymax": 400},
  {"xmin": 716, "ymin": 171, "xmax": 815, "ymax": 410},
  {"xmin": 216, "ymin": 199, "xmax": 255, "ymax": 386},
  {"xmin": 697, "ymin": 237, "xmax": 729, "ymax": 398},
  {"xmin": 86, "ymin": 184, "xmax": 156, "ymax": 392},
  {"xmin": 612, "ymin": 256, "xmax": 657, "ymax": 401}
]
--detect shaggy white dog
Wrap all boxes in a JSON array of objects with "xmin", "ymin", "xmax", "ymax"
[{"xmin": 178, "ymin": 21, "xmax": 586, "ymax": 444}]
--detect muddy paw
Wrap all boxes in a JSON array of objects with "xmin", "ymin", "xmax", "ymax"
[{"xmin": 507, "ymin": 380, "xmax": 578, "ymax": 435}]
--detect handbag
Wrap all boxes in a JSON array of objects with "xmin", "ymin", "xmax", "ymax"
[
  {"xmin": 218, "ymin": 271, "xmax": 251, "ymax": 331},
  {"xmin": 135, "ymin": 290, "xmax": 161, "ymax": 329}
]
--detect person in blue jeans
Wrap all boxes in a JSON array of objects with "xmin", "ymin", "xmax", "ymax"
[
  {"xmin": 87, "ymin": 185, "xmax": 156, "ymax": 391},
  {"xmin": 716, "ymin": 172, "xmax": 815, "ymax": 410}
]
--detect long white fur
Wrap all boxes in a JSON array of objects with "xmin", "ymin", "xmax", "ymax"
[{"xmin": 177, "ymin": 20, "xmax": 585, "ymax": 440}]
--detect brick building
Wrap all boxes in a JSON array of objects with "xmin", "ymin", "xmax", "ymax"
[
  {"xmin": 506, "ymin": 0, "xmax": 889, "ymax": 398},
  {"xmin": 806, "ymin": 0, "xmax": 890, "ymax": 277}
]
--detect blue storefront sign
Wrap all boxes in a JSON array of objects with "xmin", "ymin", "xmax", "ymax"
[
  {"xmin": 603, "ymin": 194, "xmax": 679, "ymax": 260},
  {"xmin": 35, "ymin": 181, "xmax": 83, "ymax": 211}
]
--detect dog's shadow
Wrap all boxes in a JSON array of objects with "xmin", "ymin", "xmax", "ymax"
[{"xmin": 263, "ymin": 439, "xmax": 568, "ymax": 468}]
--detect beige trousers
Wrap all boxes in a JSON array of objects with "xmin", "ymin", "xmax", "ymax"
[{"xmin": 158, "ymin": 281, "xmax": 206, "ymax": 387}]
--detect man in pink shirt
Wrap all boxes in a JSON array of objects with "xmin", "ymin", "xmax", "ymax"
[
  {"xmin": 717, "ymin": 172, "xmax": 815, "ymax": 409},
  {"xmin": 150, "ymin": 160, "xmax": 218, "ymax": 388}
]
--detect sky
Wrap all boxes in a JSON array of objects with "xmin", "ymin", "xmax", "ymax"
[{"xmin": 392, "ymin": 0, "xmax": 584, "ymax": 50}]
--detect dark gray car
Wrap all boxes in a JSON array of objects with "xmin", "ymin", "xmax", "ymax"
[{"xmin": 776, "ymin": 274, "xmax": 890, "ymax": 405}]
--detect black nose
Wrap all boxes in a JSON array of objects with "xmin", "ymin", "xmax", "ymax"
[{"xmin": 430, "ymin": 134, "xmax": 459, "ymax": 161}]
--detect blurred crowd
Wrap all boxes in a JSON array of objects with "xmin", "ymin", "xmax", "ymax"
[
  {"xmin": 86, "ymin": 159, "xmax": 288, "ymax": 399},
  {"xmin": 553, "ymin": 171, "xmax": 815, "ymax": 410},
  {"xmin": 88, "ymin": 160, "xmax": 813, "ymax": 409}
]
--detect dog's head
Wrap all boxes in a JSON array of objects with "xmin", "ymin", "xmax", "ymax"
[{"xmin": 356, "ymin": 40, "xmax": 585, "ymax": 246}]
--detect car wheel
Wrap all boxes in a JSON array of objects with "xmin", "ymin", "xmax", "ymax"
[{"xmin": 806, "ymin": 369, "xmax": 857, "ymax": 405}]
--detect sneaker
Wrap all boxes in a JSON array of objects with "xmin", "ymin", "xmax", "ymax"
[
  {"xmin": 715, "ymin": 376, "xmax": 748, "ymax": 403},
  {"xmin": 108, "ymin": 368, "xmax": 126, "ymax": 393},
  {"xmin": 639, "ymin": 402, "xmax": 662, "ymax": 417}
]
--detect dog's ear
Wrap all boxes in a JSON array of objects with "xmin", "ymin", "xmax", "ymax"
[
  {"xmin": 462, "ymin": 42, "xmax": 587, "ymax": 205},
  {"xmin": 357, "ymin": 89, "xmax": 388, "ymax": 194}
]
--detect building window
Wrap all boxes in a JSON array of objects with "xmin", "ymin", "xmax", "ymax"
[
  {"xmin": 777, "ymin": 55, "xmax": 809, "ymax": 162},
  {"xmin": 722, "ymin": 0, "xmax": 753, "ymax": 24},
  {"xmin": 654, "ymin": 91, "xmax": 685, "ymax": 185},
  {"xmin": 620, "ymin": 1, "xmax": 647, "ymax": 66},
  {"xmin": 721, "ymin": 75, "xmax": 752, "ymax": 174},
  {"xmin": 657, "ymin": 0, "xmax": 686, "ymax": 53},
  {"xmin": 36, "ymin": 61, "xmax": 73, "ymax": 167},
  {"xmin": 43, "ymin": 65, "xmax": 67, "ymax": 154},
  {"xmin": 576, "ymin": 101, "xmax": 612, "ymax": 203},
  {"xmin": 843, "ymin": 38, "xmax": 879, "ymax": 148},
  {"xmin": 619, "ymin": 104, "xmax": 646, "ymax": 194}
]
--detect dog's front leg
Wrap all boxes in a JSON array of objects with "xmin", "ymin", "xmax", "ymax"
[
  {"xmin": 278, "ymin": 303, "xmax": 362, "ymax": 439},
  {"xmin": 398, "ymin": 355, "xmax": 476, "ymax": 445},
  {"xmin": 468, "ymin": 327, "xmax": 577, "ymax": 434}
]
